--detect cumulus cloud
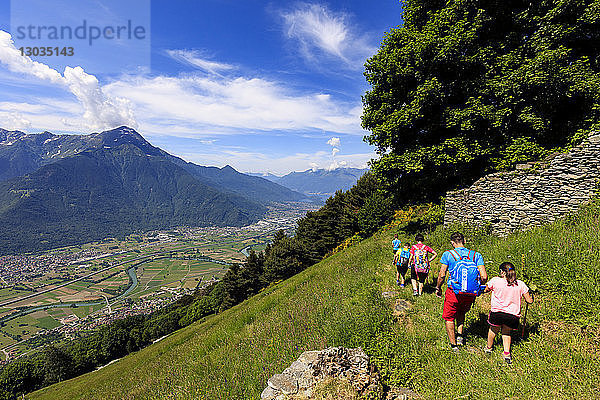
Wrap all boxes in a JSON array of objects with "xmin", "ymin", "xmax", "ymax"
[
  {"xmin": 327, "ymin": 137, "xmax": 341, "ymax": 147},
  {"xmin": 282, "ymin": 3, "xmax": 375, "ymax": 68},
  {"xmin": 331, "ymin": 147, "xmax": 340, "ymax": 157},
  {"xmin": 166, "ymin": 49, "xmax": 236, "ymax": 76},
  {"xmin": 62, "ymin": 66, "xmax": 137, "ymax": 130},
  {"xmin": 0, "ymin": 30, "xmax": 137, "ymax": 131},
  {"xmin": 0, "ymin": 31, "xmax": 63, "ymax": 84}
]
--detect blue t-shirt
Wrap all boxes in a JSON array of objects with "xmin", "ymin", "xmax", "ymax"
[
  {"xmin": 440, "ymin": 247, "xmax": 484, "ymax": 288},
  {"xmin": 392, "ymin": 239, "xmax": 401, "ymax": 251}
]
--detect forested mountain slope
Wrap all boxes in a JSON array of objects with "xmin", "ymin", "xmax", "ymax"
[{"xmin": 0, "ymin": 142, "xmax": 264, "ymax": 254}]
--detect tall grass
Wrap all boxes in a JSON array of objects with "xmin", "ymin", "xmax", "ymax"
[
  {"xmin": 30, "ymin": 200, "xmax": 600, "ymax": 399},
  {"xmin": 30, "ymin": 235, "xmax": 393, "ymax": 400}
]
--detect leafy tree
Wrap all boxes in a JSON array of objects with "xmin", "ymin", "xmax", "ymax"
[
  {"xmin": 357, "ymin": 191, "xmax": 393, "ymax": 236},
  {"xmin": 241, "ymin": 250, "xmax": 265, "ymax": 296},
  {"xmin": 41, "ymin": 345, "xmax": 74, "ymax": 385},
  {"xmin": 362, "ymin": 0, "xmax": 600, "ymax": 202},
  {"xmin": 263, "ymin": 231, "xmax": 306, "ymax": 282},
  {"xmin": 295, "ymin": 192, "xmax": 355, "ymax": 263}
]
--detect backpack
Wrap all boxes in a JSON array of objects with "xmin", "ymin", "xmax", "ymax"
[
  {"xmin": 413, "ymin": 245, "xmax": 429, "ymax": 273},
  {"xmin": 400, "ymin": 248, "xmax": 410, "ymax": 260},
  {"xmin": 448, "ymin": 249, "xmax": 481, "ymax": 296}
]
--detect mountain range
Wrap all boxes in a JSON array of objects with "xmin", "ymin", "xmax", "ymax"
[
  {"xmin": 0, "ymin": 127, "xmax": 308, "ymax": 254},
  {"xmin": 249, "ymin": 167, "xmax": 368, "ymax": 200}
]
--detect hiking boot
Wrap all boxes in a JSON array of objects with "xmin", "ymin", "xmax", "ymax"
[
  {"xmin": 450, "ymin": 345, "xmax": 459, "ymax": 354},
  {"xmin": 400, "ymin": 283, "xmax": 405, "ymax": 288},
  {"xmin": 484, "ymin": 346, "xmax": 493, "ymax": 354},
  {"xmin": 413, "ymin": 290, "xmax": 418, "ymax": 296},
  {"xmin": 503, "ymin": 352, "xmax": 512, "ymax": 364},
  {"xmin": 456, "ymin": 336, "xmax": 464, "ymax": 346}
]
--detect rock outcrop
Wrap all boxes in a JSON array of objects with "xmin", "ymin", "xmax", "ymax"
[
  {"xmin": 444, "ymin": 132, "xmax": 600, "ymax": 236},
  {"xmin": 261, "ymin": 346, "xmax": 421, "ymax": 399},
  {"xmin": 261, "ymin": 347, "xmax": 381, "ymax": 399}
]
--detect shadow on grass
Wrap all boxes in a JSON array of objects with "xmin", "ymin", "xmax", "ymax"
[
  {"xmin": 465, "ymin": 312, "xmax": 540, "ymax": 343},
  {"xmin": 422, "ymin": 283, "xmax": 437, "ymax": 295}
]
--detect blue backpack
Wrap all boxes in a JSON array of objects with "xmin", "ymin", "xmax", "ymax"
[{"xmin": 448, "ymin": 249, "xmax": 482, "ymax": 296}]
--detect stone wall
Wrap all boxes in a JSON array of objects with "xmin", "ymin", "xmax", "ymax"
[{"xmin": 444, "ymin": 133, "xmax": 600, "ymax": 236}]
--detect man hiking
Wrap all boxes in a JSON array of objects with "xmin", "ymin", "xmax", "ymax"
[{"xmin": 436, "ymin": 232, "xmax": 487, "ymax": 352}]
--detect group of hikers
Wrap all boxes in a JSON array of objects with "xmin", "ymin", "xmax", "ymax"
[{"xmin": 392, "ymin": 232, "xmax": 534, "ymax": 364}]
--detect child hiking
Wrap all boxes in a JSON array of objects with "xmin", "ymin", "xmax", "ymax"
[
  {"xmin": 392, "ymin": 234, "xmax": 401, "ymax": 257},
  {"xmin": 484, "ymin": 262, "xmax": 534, "ymax": 364},
  {"xmin": 393, "ymin": 242, "xmax": 411, "ymax": 287},
  {"xmin": 436, "ymin": 232, "xmax": 487, "ymax": 352},
  {"xmin": 409, "ymin": 234, "xmax": 437, "ymax": 296}
]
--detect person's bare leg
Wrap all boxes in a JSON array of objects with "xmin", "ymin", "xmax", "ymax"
[
  {"xmin": 487, "ymin": 326, "xmax": 500, "ymax": 349},
  {"xmin": 445, "ymin": 320, "xmax": 456, "ymax": 345},
  {"xmin": 501, "ymin": 325, "xmax": 512, "ymax": 354},
  {"xmin": 456, "ymin": 313, "xmax": 465, "ymax": 337},
  {"xmin": 411, "ymin": 275, "xmax": 418, "ymax": 292},
  {"xmin": 418, "ymin": 281, "xmax": 424, "ymax": 295}
]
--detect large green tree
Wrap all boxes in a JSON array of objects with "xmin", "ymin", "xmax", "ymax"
[{"xmin": 362, "ymin": 0, "xmax": 600, "ymax": 202}]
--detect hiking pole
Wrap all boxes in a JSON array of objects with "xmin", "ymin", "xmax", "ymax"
[
  {"xmin": 520, "ymin": 253, "xmax": 527, "ymax": 338},
  {"xmin": 521, "ymin": 301, "xmax": 529, "ymax": 338}
]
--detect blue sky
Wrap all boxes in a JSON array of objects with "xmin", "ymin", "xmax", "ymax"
[{"xmin": 0, "ymin": 0, "xmax": 402, "ymax": 174}]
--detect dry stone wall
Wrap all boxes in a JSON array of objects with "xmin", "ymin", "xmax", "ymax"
[{"xmin": 444, "ymin": 133, "xmax": 600, "ymax": 236}]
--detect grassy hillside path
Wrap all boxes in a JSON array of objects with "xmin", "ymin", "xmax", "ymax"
[{"xmin": 30, "ymin": 210, "xmax": 600, "ymax": 399}]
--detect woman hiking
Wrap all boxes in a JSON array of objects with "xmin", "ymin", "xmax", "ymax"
[{"xmin": 484, "ymin": 261, "xmax": 534, "ymax": 364}]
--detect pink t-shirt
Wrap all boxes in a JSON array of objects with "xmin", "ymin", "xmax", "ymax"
[
  {"xmin": 409, "ymin": 243, "xmax": 434, "ymax": 265},
  {"xmin": 487, "ymin": 277, "xmax": 529, "ymax": 317}
]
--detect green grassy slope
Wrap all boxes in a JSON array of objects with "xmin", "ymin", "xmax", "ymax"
[{"xmin": 31, "ymin": 202, "xmax": 600, "ymax": 399}]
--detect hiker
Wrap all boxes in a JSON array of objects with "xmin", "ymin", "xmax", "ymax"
[
  {"xmin": 484, "ymin": 262, "xmax": 533, "ymax": 364},
  {"xmin": 409, "ymin": 234, "xmax": 437, "ymax": 296},
  {"xmin": 392, "ymin": 234, "xmax": 401, "ymax": 257},
  {"xmin": 393, "ymin": 242, "xmax": 411, "ymax": 287},
  {"xmin": 435, "ymin": 232, "xmax": 487, "ymax": 352}
]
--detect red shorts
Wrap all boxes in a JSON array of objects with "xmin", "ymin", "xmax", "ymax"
[{"xmin": 442, "ymin": 288, "xmax": 475, "ymax": 321}]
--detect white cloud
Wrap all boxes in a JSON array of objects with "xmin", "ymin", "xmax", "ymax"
[
  {"xmin": 0, "ymin": 31, "xmax": 63, "ymax": 84},
  {"xmin": 63, "ymin": 66, "xmax": 137, "ymax": 130},
  {"xmin": 104, "ymin": 74, "xmax": 363, "ymax": 135},
  {"xmin": 282, "ymin": 3, "xmax": 375, "ymax": 68},
  {"xmin": 0, "ymin": 29, "xmax": 365, "ymax": 138},
  {"xmin": 327, "ymin": 137, "xmax": 341, "ymax": 147},
  {"xmin": 331, "ymin": 147, "xmax": 340, "ymax": 157},
  {"xmin": 166, "ymin": 49, "xmax": 236, "ymax": 76},
  {"xmin": 0, "ymin": 30, "xmax": 137, "ymax": 131},
  {"xmin": 0, "ymin": 100, "xmax": 83, "ymax": 133},
  {"xmin": 3, "ymin": 111, "xmax": 32, "ymax": 130},
  {"xmin": 327, "ymin": 159, "xmax": 350, "ymax": 171}
]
